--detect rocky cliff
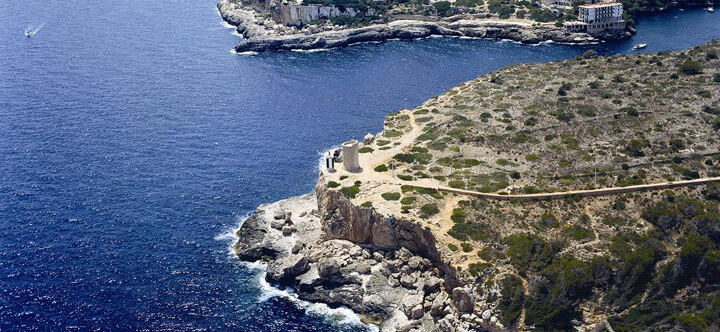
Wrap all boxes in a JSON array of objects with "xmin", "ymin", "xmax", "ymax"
[{"xmin": 233, "ymin": 180, "xmax": 493, "ymax": 331}]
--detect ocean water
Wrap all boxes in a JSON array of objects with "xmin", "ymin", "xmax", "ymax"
[{"xmin": 0, "ymin": 0, "xmax": 718, "ymax": 330}]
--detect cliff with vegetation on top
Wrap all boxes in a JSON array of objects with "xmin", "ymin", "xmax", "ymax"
[{"xmin": 235, "ymin": 42, "xmax": 720, "ymax": 332}]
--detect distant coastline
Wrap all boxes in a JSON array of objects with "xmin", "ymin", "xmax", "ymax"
[{"xmin": 218, "ymin": 0, "xmax": 629, "ymax": 53}]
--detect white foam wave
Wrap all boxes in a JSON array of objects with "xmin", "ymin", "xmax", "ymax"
[
  {"xmin": 221, "ymin": 21, "xmax": 237, "ymax": 29},
  {"xmin": 216, "ymin": 214, "xmax": 377, "ymax": 331},
  {"xmin": 291, "ymin": 48, "xmax": 330, "ymax": 53},
  {"xmin": 246, "ymin": 261, "xmax": 376, "ymax": 330}
]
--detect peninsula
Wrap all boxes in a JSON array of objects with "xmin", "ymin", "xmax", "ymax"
[{"xmin": 234, "ymin": 42, "xmax": 720, "ymax": 331}]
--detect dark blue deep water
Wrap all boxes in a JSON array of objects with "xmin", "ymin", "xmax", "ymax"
[{"xmin": 0, "ymin": 0, "xmax": 718, "ymax": 330}]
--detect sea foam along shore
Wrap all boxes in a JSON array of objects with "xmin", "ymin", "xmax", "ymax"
[
  {"xmin": 230, "ymin": 192, "xmax": 468, "ymax": 331},
  {"xmin": 216, "ymin": 210, "xmax": 378, "ymax": 331},
  {"xmin": 217, "ymin": 0, "xmax": 625, "ymax": 53}
]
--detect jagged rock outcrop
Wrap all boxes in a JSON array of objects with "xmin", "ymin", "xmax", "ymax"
[
  {"xmin": 217, "ymin": 0, "xmax": 272, "ymax": 39},
  {"xmin": 315, "ymin": 176, "xmax": 459, "ymax": 288},
  {"xmin": 232, "ymin": 193, "xmax": 484, "ymax": 330}
]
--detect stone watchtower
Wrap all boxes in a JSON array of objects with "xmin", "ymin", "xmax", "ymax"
[{"xmin": 342, "ymin": 139, "xmax": 360, "ymax": 172}]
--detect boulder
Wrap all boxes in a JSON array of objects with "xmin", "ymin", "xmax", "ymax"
[
  {"xmin": 363, "ymin": 133, "xmax": 375, "ymax": 145},
  {"xmin": 481, "ymin": 309, "xmax": 491, "ymax": 320},
  {"xmin": 397, "ymin": 320, "xmax": 421, "ymax": 332},
  {"xmin": 233, "ymin": 214, "xmax": 282, "ymax": 261},
  {"xmin": 271, "ymin": 220, "xmax": 285, "ymax": 230},
  {"xmin": 400, "ymin": 274, "xmax": 416, "ymax": 288},
  {"xmin": 402, "ymin": 293, "xmax": 424, "ymax": 318},
  {"xmin": 266, "ymin": 254, "xmax": 310, "ymax": 284},
  {"xmin": 361, "ymin": 293, "xmax": 392, "ymax": 319},
  {"xmin": 410, "ymin": 304, "xmax": 425, "ymax": 319},
  {"xmin": 452, "ymin": 288, "xmax": 474, "ymax": 313},
  {"xmin": 430, "ymin": 291, "xmax": 448, "ymax": 316}
]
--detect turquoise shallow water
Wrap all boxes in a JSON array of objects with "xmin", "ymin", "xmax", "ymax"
[{"xmin": 0, "ymin": 1, "xmax": 718, "ymax": 330}]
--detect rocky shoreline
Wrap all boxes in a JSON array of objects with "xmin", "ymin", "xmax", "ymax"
[
  {"xmin": 233, "ymin": 182, "xmax": 505, "ymax": 331},
  {"xmin": 218, "ymin": 0, "xmax": 628, "ymax": 53}
]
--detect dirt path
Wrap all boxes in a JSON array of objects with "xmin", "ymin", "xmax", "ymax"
[{"xmin": 410, "ymin": 176, "xmax": 720, "ymax": 201}]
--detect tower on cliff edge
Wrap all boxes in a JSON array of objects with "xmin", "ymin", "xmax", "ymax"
[{"xmin": 342, "ymin": 140, "xmax": 360, "ymax": 172}]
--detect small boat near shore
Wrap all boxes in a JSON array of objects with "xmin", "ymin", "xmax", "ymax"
[
  {"xmin": 709, "ymin": 7, "xmax": 714, "ymax": 12},
  {"xmin": 633, "ymin": 43, "xmax": 647, "ymax": 50}
]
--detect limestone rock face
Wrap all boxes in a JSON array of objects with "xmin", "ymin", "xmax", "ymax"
[
  {"xmin": 217, "ymin": 0, "xmax": 272, "ymax": 39},
  {"xmin": 233, "ymin": 213, "xmax": 283, "ymax": 261},
  {"xmin": 315, "ymin": 178, "xmax": 458, "ymax": 287},
  {"xmin": 452, "ymin": 288, "xmax": 474, "ymax": 313}
]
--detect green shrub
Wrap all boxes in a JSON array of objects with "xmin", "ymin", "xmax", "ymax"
[
  {"xmin": 503, "ymin": 234, "xmax": 559, "ymax": 275},
  {"xmin": 416, "ymin": 132, "xmax": 438, "ymax": 141},
  {"xmin": 468, "ymin": 262, "xmax": 492, "ymax": 277},
  {"xmin": 433, "ymin": 0, "xmax": 451, "ymax": 15},
  {"xmin": 414, "ymin": 152, "xmax": 433, "ymax": 164},
  {"xmin": 540, "ymin": 212, "xmax": 559, "ymax": 228},
  {"xmin": 328, "ymin": 181, "xmax": 341, "ymax": 188},
  {"xmin": 376, "ymin": 140, "xmax": 391, "ymax": 146},
  {"xmin": 360, "ymin": 201, "xmax": 373, "ymax": 208},
  {"xmin": 397, "ymin": 174, "xmax": 414, "ymax": 181},
  {"xmin": 339, "ymin": 175, "xmax": 348, "ymax": 180},
  {"xmin": 451, "ymin": 208, "xmax": 467, "ymax": 223},
  {"xmin": 358, "ymin": 146, "xmax": 373, "ymax": 153},
  {"xmin": 524, "ymin": 257, "xmax": 594, "ymax": 330},
  {"xmin": 448, "ymin": 243, "xmax": 459, "ymax": 252},
  {"xmin": 562, "ymin": 225, "xmax": 595, "ymax": 241},
  {"xmin": 525, "ymin": 154, "xmax": 539, "ymax": 162},
  {"xmin": 497, "ymin": 275, "xmax": 525, "ymax": 327},
  {"xmin": 400, "ymin": 196, "xmax": 417, "ymax": 205},
  {"xmin": 374, "ymin": 164, "xmax": 388, "ymax": 172},
  {"xmin": 449, "ymin": 222, "xmax": 492, "ymax": 241},
  {"xmin": 393, "ymin": 153, "xmax": 415, "ymax": 163},
  {"xmin": 381, "ymin": 192, "xmax": 401, "ymax": 201},
  {"xmin": 601, "ymin": 215, "xmax": 627, "ymax": 226},
  {"xmin": 421, "ymin": 203, "xmax": 440, "ymax": 216},
  {"xmin": 384, "ymin": 130, "xmax": 403, "ymax": 138},
  {"xmin": 461, "ymin": 242, "xmax": 473, "ymax": 252},
  {"xmin": 339, "ymin": 185, "xmax": 360, "ymax": 198},
  {"xmin": 677, "ymin": 313, "xmax": 708, "ymax": 332},
  {"xmin": 680, "ymin": 60, "xmax": 703, "ymax": 75},
  {"xmin": 448, "ymin": 180, "xmax": 466, "ymax": 189},
  {"xmin": 427, "ymin": 141, "xmax": 448, "ymax": 151},
  {"xmin": 496, "ymin": 159, "xmax": 510, "ymax": 166}
]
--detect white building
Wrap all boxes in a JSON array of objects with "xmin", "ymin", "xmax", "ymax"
[{"xmin": 577, "ymin": 2, "xmax": 625, "ymax": 33}]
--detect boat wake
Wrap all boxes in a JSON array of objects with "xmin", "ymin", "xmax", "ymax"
[{"xmin": 24, "ymin": 24, "xmax": 44, "ymax": 37}]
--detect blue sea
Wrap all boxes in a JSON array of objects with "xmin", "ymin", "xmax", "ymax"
[{"xmin": 0, "ymin": 0, "xmax": 718, "ymax": 330}]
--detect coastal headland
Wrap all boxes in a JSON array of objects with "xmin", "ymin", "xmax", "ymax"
[{"xmin": 234, "ymin": 42, "xmax": 720, "ymax": 331}]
